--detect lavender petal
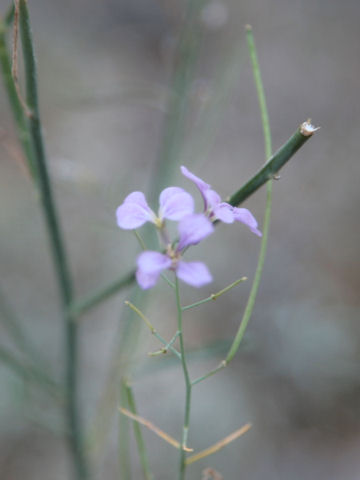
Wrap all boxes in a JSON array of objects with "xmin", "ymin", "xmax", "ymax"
[
  {"xmin": 233, "ymin": 207, "xmax": 262, "ymax": 237},
  {"xmin": 177, "ymin": 214, "xmax": 214, "ymax": 251},
  {"xmin": 213, "ymin": 202, "xmax": 235, "ymax": 223},
  {"xmin": 137, "ymin": 251, "xmax": 172, "ymax": 274},
  {"xmin": 176, "ymin": 261, "xmax": 213, "ymax": 287},
  {"xmin": 116, "ymin": 191, "xmax": 154, "ymax": 229},
  {"xmin": 135, "ymin": 251, "xmax": 172, "ymax": 289},
  {"xmin": 159, "ymin": 187, "xmax": 194, "ymax": 221}
]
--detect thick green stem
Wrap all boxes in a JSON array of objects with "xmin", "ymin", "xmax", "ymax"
[
  {"xmin": 228, "ymin": 126, "xmax": 310, "ymax": 207},
  {"xmin": 175, "ymin": 278, "xmax": 192, "ymax": 480},
  {"xmin": 18, "ymin": 2, "xmax": 88, "ymax": 478},
  {"xmin": 70, "ymin": 122, "xmax": 315, "ymax": 315}
]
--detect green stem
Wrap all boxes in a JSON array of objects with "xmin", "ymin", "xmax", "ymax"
[
  {"xmin": 182, "ymin": 277, "xmax": 247, "ymax": 311},
  {"xmin": 125, "ymin": 380, "xmax": 153, "ymax": 480},
  {"xmin": 124, "ymin": 301, "xmax": 181, "ymax": 360},
  {"xmin": 229, "ymin": 125, "xmax": 310, "ymax": 207},
  {"xmin": 225, "ymin": 25, "xmax": 272, "ymax": 364},
  {"xmin": 191, "ymin": 361, "xmax": 226, "ymax": 386},
  {"xmin": 70, "ymin": 271, "xmax": 135, "ymax": 317},
  {"xmin": 18, "ymin": 2, "xmax": 88, "ymax": 478},
  {"xmin": 0, "ymin": 17, "xmax": 36, "ymax": 178},
  {"xmin": 175, "ymin": 278, "xmax": 192, "ymax": 480},
  {"xmin": 70, "ymin": 122, "xmax": 315, "ymax": 315},
  {"xmin": 118, "ymin": 379, "xmax": 132, "ymax": 480}
]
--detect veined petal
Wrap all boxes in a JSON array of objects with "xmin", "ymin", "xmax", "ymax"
[
  {"xmin": 159, "ymin": 187, "xmax": 194, "ymax": 221},
  {"xmin": 136, "ymin": 270, "xmax": 161, "ymax": 290},
  {"xmin": 135, "ymin": 251, "xmax": 172, "ymax": 289},
  {"xmin": 137, "ymin": 251, "xmax": 172, "ymax": 274},
  {"xmin": 116, "ymin": 191, "xmax": 155, "ymax": 229},
  {"xmin": 204, "ymin": 189, "xmax": 221, "ymax": 210},
  {"xmin": 181, "ymin": 166, "xmax": 211, "ymax": 192},
  {"xmin": 177, "ymin": 214, "xmax": 214, "ymax": 251},
  {"xmin": 213, "ymin": 202, "xmax": 235, "ymax": 223},
  {"xmin": 176, "ymin": 261, "xmax": 212, "ymax": 287},
  {"xmin": 233, "ymin": 207, "xmax": 262, "ymax": 237}
]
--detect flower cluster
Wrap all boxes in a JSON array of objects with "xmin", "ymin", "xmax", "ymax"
[{"xmin": 116, "ymin": 166, "xmax": 261, "ymax": 290}]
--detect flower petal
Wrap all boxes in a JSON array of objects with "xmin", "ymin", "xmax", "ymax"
[
  {"xmin": 135, "ymin": 251, "xmax": 172, "ymax": 289},
  {"xmin": 180, "ymin": 166, "xmax": 211, "ymax": 193},
  {"xmin": 203, "ymin": 189, "xmax": 221, "ymax": 210},
  {"xmin": 176, "ymin": 261, "xmax": 212, "ymax": 287},
  {"xmin": 137, "ymin": 251, "xmax": 172, "ymax": 274},
  {"xmin": 136, "ymin": 270, "xmax": 161, "ymax": 290},
  {"xmin": 159, "ymin": 187, "xmax": 194, "ymax": 221},
  {"xmin": 177, "ymin": 214, "xmax": 214, "ymax": 251},
  {"xmin": 232, "ymin": 207, "xmax": 262, "ymax": 237},
  {"xmin": 116, "ymin": 192, "xmax": 154, "ymax": 229},
  {"xmin": 212, "ymin": 202, "xmax": 235, "ymax": 223}
]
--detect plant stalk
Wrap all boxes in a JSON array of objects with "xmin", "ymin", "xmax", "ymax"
[
  {"xmin": 18, "ymin": 1, "xmax": 89, "ymax": 478},
  {"xmin": 175, "ymin": 278, "xmax": 192, "ymax": 480}
]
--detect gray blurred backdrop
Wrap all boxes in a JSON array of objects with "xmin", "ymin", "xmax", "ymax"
[{"xmin": 1, "ymin": 0, "xmax": 360, "ymax": 479}]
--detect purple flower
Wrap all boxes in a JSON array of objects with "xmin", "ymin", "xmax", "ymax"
[
  {"xmin": 116, "ymin": 187, "xmax": 194, "ymax": 230},
  {"xmin": 181, "ymin": 166, "xmax": 262, "ymax": 237},
  {"xmin": 136, "ymin": 214, "xmax": 214, "ymax": 289}
]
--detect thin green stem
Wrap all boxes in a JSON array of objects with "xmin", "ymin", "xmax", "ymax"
[
  {"xmin": 18, "ymin": 2, "xmax": 88, "ymax": 478},
  {"xmin": 191, "ymin": 360, "xmax": 226, "ymax": 386},
  {"xmin": 225, "ymin": 25, "xmax": 272, "ymax": 364},
  {"xmin": 0, "ymin": 17, "xmax": 36, "ymax": 178},
  {"xmin": 175, "ymin": 278, "xmax": 192, "ymax": 480},
  {"xmin": 118, "ymin": 379, "xmax": 132, "ymax": 480},
  {"xmin": 124, "ymin": 380, "xmax": 153, "ymax": 480},
  {"xmin": 70, "ymin": 122, "xmax": 314, "ymax": 314},
  {"xmin": 70, "ymin": 271, "xmax": 135, "ymax": 318},
  {"xmin": 182, "ymin": 277, "xmax": 247, "ymax": 311},
  {"xmin": 125, "ymin": 301, "xmax": 181, "ymax": 360}
]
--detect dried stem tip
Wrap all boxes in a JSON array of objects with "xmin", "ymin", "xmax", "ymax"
[{"xmin": 300, "ymin": 119, "xmax": 320, "ymax": 137}]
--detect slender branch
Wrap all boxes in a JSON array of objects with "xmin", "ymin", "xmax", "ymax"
[
  {"xmin": 70, "ymin": 122, "xmax": 316, "ymax": 315},
  {"xmin": 191, "ymin": 360, "xmax": 226, "ymax": 386},
  {"xmin": 124, "ymin": 380, "xmax": 153, "ymax": 480},
  {"xmin": 226, "ymin": 25, "xmax": 272, "ymax": 364},
  {"xmin": 18, "ymin": 2, "xmax": 88, "ymax": 478},
  {"xmin": 70, "ymin": 271, "xmax": 135, "ymax": 317},
  {"xmin": 185, "ymin": 423, "xmax": 252, "ymax": 466},
  {"xmin": 118, "ymin": 379, "xmax": 132, "ymax": 480},
  {"xmin": 125, "ymin": 301, "xmax": 181, "ymax": 360},
  {"xmin": 175, "ymin": 278, "xmax": 192, "ymax": 480},
  {"xmin": 182, "ymin": 277, "xmax": 247, "ymax": 311},
  {"xmin": 120, "ymin": 407, "xmax": 193, "ymax": 452},
  {"xmin": 0, "ymin": 17, "xmax": 36, "ymax": 178}
]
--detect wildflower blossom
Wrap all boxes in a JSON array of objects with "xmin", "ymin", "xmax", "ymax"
[
  {"xmin": 116, "ymin": 187, "xmax": 194, "ymax": 230},
  {"xmin": 136, "ymin": 214, "xmax": 214, "ymax": 289},
  {"xmin": 181, "ymin": 165, "xmax": 262, "ymax": 236}
]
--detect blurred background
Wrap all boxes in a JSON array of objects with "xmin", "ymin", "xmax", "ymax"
[{"xmin": 0, "ymin": 0, "xmax": 360, "ymax": 478}]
